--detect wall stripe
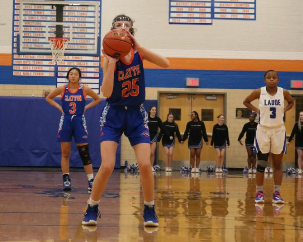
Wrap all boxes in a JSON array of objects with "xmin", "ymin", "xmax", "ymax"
[
  {"xmin": 0, "ymin": 54, "xmax": 12, "ymax": 66},
  {"xmin": 1, "ymin": 65, "xmax": 302, "ymax": 89},
  {"xmin": 1, "ymin": 54, "xmax": 303, "ymax": 71}
]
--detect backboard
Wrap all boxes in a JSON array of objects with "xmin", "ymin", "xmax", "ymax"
[{"xmin": 17, "ymin": 0, "xmax": 100, "ymax": 56}]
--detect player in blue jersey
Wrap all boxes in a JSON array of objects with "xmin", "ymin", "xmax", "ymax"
[
  {"xmin": 82, "ymin": 14, "xmax": 169, "ymax": 227},
  {"xmin": 243, "ymin": 70, "xmax": 294, "ymax": 204},
  {"xmin": 46, "ymin": 67, "xmax": 101, "ymax": 192}
]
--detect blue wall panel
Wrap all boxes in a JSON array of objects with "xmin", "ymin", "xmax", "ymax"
[
  {"xmin": 1, "ymin": 65, "xmax": 302, "ymax": 89},
  {"xmin": 0, "ymin": 97, "xmax": 157, "ymax": 168},
  {"xmin": 0, "ymin": 97, "xmax": 120, "ymax": 168},
  {"xmin": 144, "ymin": 69, "xmax": 303, "ymax": 90}
]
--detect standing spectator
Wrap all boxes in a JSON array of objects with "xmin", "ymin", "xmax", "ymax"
[
  {"xmin": 148, "ymin": 106, "xmax": 167, "ymax": 171},
  {"xmin": 288, "ymin": 111, "xmax": 303, "ymax": 175},
  {"xmin": 158, "ymin": 113, "xmax": 183, "ymax": 172},
  {"xmin": 211, "ymin": 114, "xmax": 230, "ymax": 173},
  {"xmin": 183, "ymin": 111, "xmax": 208, "ymax": 173},
  {"xmin": 238, "ymin": 112, "xmax": 258, "ymax": 174}
]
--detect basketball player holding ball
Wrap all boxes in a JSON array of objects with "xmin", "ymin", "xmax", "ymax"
[
  {"xmin": 82, "ymin": 14, "xmax": 170, "ymax": 226},
  {"xmin": 243, "ymin": 70, "xmax": 294, "ymax": 204}
]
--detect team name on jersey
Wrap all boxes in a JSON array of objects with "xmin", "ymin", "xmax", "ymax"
[
  {"xmin": 118, "ymin": 65, "xmax": 141, "ymax": 81},
  {"xmin": 64, "ymin": 95, "xmax": 82, "ymax": 101},
  {"xmin": 264, "ymin": 99, "xmax": 281, "ymax": 106}
]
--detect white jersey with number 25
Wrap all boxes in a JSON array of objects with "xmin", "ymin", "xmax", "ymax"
[{"xmin": 259, "ymin": 86, "xmax": 284, "ymax": 128}]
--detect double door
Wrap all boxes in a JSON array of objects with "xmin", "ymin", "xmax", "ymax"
[{"xmin": 158, "ymin": 93, "xmax": 224, "ymax": 163}]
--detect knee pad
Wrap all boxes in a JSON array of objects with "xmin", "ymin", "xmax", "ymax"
[
  {"xmin": 257, "ymin": 152, "xmax": 269, "ymax": 162},
  {"xmin": 256, "ymin": 152, "xmax": 269, "ymax": 173},
  {"xmin": 77, "ymin": 144, "xmax": 92, "ymax": 166}
]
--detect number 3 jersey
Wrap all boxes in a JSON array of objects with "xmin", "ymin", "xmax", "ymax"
[
  {"xmin": 57, "ymin": 84, "xmax": 88, "ymax": 143},
  {"xmin": 259, "ymin": 86, "xmax": 284, "ymax": 128},
  {"xmin": 106, "ymin": 49, "xmax": 145, "ymax": 106},
  {"xmin": 61, "ymin": 84, "xmax": 86, "ymax": 115}
]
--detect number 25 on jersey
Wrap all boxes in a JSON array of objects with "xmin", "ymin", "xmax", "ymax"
[{"xmin": 122, "ymin": 78, "xmax": 139, "ymax": 98}]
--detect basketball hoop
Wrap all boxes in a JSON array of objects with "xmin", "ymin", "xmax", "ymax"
[{"xmin": 49, "ymin": 38, "xmax": 69, "ymax": 63}]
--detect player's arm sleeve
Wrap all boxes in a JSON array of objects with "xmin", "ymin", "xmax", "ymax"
[
  {"xmin": 183, "ymin": 123, "xmax": 190, "ymax": 142},
  {"xmin": 288, "ymin": 123, "xmax": 297, "ymax": 142},
  {"xmin": 226, "ymin": 126, "xmax": 230, "ymax": 146},
  {"xmin": 211, "ymin": 126, "xmax": 216, "ymax": 146},
  {"xmin": 201, "ymin": 122, "xmax": 208, "ymax": 142},
  {"xmin": 175, "ymin": 124, "xmax": 182, "ymax": 143},
  {"xmin": 158, "ymin": 118, "xmax": 169, "ymax": 137},
  {"xmin": 238, "ymin": 123, "xmax": 247, "ymax": 141},
  {"xmin": 157, "ymin": 127, "xmax": 164, "ymax": 142}
]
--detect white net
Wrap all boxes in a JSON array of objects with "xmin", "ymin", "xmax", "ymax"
[{"xmin": 49, "ymin": 38, "xmax": 69, "ymax": 63}]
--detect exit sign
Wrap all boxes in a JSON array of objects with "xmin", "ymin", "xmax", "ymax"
[
  {"xmin": 186, "ymin": 78, "xmax": 199, "ymax": 87},
  {"xmin": 291, "ymin": 80, "xmax": 303, "ymax": 89}
]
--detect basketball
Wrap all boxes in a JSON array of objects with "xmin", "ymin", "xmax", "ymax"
[{"xmin": 102, "ymin": 29, "xmax": 133, "ymax": 58}]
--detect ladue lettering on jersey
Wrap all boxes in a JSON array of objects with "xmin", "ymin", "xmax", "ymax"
[
  {"xmin": 64, "ymin": 95, "xmax": 82, "ymax": 101},
  {"xmin": 264, "ymin": 99, "xmax": 281, "ymax": 106},
  {"xmin": 117, "ymin": 64, "xmax": 141, "ymax": 81}
]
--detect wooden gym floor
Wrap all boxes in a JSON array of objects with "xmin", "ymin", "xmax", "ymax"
[{"xmin": 0, "ymin": 169, "xmax": 303, "ymax": 242}]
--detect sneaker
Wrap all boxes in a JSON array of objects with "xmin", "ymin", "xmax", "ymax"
[
  {"xmin": 219, "ymin": 168, "xmax": 223, "ymax": 173},
  {"xmin": 82, "ymin": 204, "xmax": 101, "ymax": 226},
  {"xmin": 143, "ymin": 205, "xmax": 159, "ymax": 227},
  {"xmin": 298, "ymin": 169, "xmax": 302, "ymax": 175},
  {"xmin": 88, "ymin": 178, "xmax": 94, "ymax": 194},
  {"xmin": 255, "ymin": 191, "xmax": 265, "ymax": 203},
  {"xmin": 248, "ymin": 168, "xmax": 253, "ymax": 174},
  {"xmin": 222, "ymin": 165, "xmax": 228, "ymax": 172},
  {"xmin": 215, "ymin": 168, "xmax": 219, "ymax": 173},
  {"xmin": 191, "ymin": 167, "xmax": 196, "ymax": 173},
  {"xmin": 152, "ymin": 166, "xmax": 155, "ymax": 172},
  {"xmin": 272, "ymin": 191, "xmax": 284, "ymax": 204},
  {"xmin": 165, "ymin": 167, "xmax": 170, "ymax": 172},
  {"xmin": 265, "ymin": 167, "xmax": 269, "ymax": 173},
  {"xmin": 252, "ymin": 167, "xmax": 257, "ymax": 174},
  {"xmin": 243, "ymin": 167, "xmax": 249, "ymax": 174},
  {"xmin": 63, "ymin": 177, "xmax": 72, "ymax": 191},
  {"xmin": 255, "ymin": 204, "xmax": 264, "ymax": 216},
  {"xmin": 269, "ymin": 168, "xmax": 273, "ymax": 173}
]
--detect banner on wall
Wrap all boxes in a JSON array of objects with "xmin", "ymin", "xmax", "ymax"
[
  {"xmin": 169, "ymin": 0, "xmax": 256, "ymax": 25},
  {"xmin": 11, "ymin": 0, "xmax": 102, "ymax": 93}
]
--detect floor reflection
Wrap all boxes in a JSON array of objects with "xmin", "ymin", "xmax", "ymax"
[{"xmin": 0, "ymin": 170, "xmax": 303, "ymax": 241}]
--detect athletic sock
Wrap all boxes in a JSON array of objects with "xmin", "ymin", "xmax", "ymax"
[
  {"xmin": 274, "ymin": 185, "xmax": 281, "ymax": 192},
  {"xmin": 144, "ymin": 200, "xmax": 155, "ymax": 206},
  {"xmin": 256, "ymin": 186, "xmax": 263, "ymax": 192},
  {"xmin": 87, "ymin": 174, "xmax": 94, "ymax": 181}
]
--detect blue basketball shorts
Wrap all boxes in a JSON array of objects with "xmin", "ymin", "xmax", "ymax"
[
  {"xmin": 57, "ymin": 114, "xmax": 89, "ymax": 143},
  {"xmin": 100, "ymin": 103, "xmax": 150, "ymax": 146}
]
